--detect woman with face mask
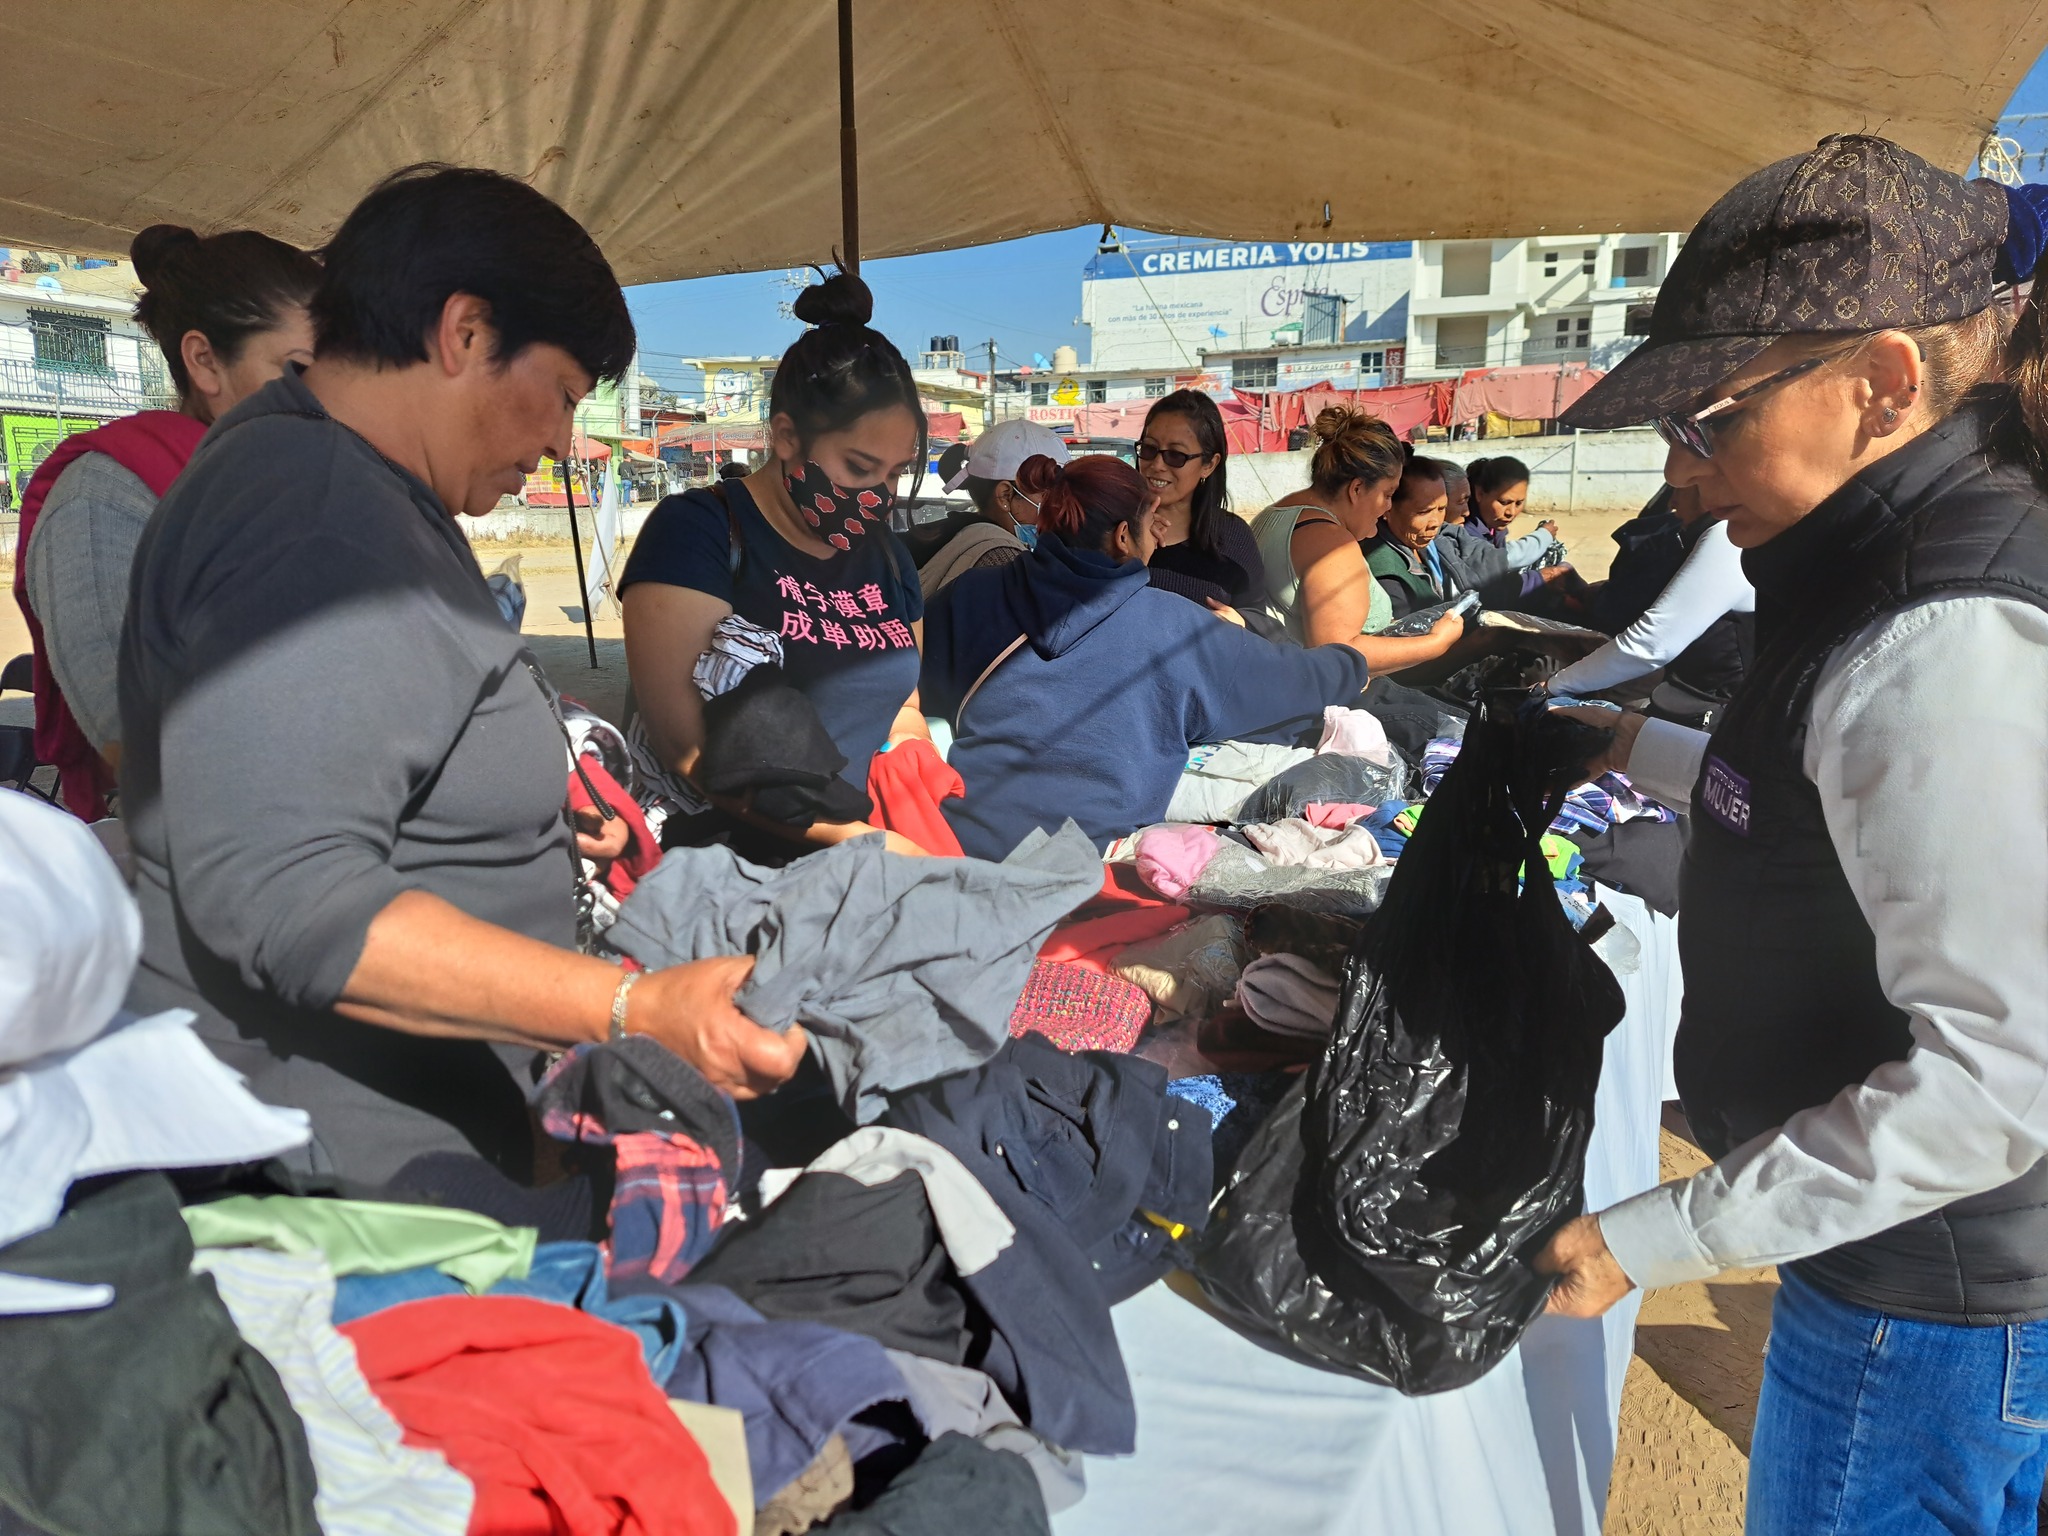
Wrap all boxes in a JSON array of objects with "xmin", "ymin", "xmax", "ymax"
[
  {"xmin": 14, "ymin": 224, "xmax": 320, "ymax": 818},
  {"xmin": 1535, "ymin": 136, "xmax": 2048, "ymax": 1533},
  {"xmin": 622, "ymin": 270, "xmax": 930, "ymax": 804}
]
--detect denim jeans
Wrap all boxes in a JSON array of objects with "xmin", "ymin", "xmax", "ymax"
[{"xmin": 1748, "ymin": 1267, "xmax": 2048, "ymax": 1534}]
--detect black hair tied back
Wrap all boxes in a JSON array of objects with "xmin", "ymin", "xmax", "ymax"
[
  {"xmin": 130, "ymin": 222, "xmax": 321, "ymax": 398},
  {"xmin": 770, "ymin": 266, "xmax": 924, "ymax": 465},
  {"xmin": 129, "ymin": 224, "xmax": 203, "ymax": 290},
  {"xmin": 791, "ymin": 267, "xmax": 875, "ymax": 329}
]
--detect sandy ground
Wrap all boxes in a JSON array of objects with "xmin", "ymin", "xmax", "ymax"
[{"xmin": 4, "ymin": 507, "xmax": 1768, "ymax": 1532}]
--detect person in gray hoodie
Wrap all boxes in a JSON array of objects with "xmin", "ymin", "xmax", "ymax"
[{"xmin": 119, "ymin": 166, "xmax": 803, "ymax": 1184}]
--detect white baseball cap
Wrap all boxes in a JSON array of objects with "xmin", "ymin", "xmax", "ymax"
[{"xmin": 944, "ymin": 419, "xmax": 1071, "ymax": 492}]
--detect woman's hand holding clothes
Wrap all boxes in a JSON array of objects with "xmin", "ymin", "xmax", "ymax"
[
  {"xmin": 1547, "ymin": 701, "xmax": 1646, "ymax": 779},
  {"xmin": 626, "ymin": 954, "xmax": 809, "ymax": 1098}
]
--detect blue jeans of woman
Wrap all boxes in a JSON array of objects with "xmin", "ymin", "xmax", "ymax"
[{"xmin": 1749, "ymin": 1267, "xmax": 2048, "ymax": 1534}]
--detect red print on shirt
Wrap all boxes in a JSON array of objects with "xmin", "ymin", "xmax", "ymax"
[
  {"xmin": 857, "ymin": 583, "xmax": 888, "ymax": 615},
  {"xmin": 852, "ymin": 624, "xmax": 882, "ymax": 650},
  {"xmin": 820, "ymin": 619, "xmax": 850, "ymax": 649},
  {"xmin": 879, "ymin": 620, "xmax": 915, "ymax": 649},
  {"xmin": 827, "ymin": 589, "xmax": 863, "ymax": 619},
  {"xmin": 775, "ymin": 575, "xmax": 805, "ymax": 604},
  {"xmin": 780, "ymin": 609, "xmax": 817, "ymax": 643}
]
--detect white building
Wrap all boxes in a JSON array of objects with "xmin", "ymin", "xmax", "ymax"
[
  {"xmin": 1019, "ymin": 230, "xmax": 1680, "ymax": 426},
  {"xmin": 0, "ymin": 249, "xmax": 170, "ymax": 498}
]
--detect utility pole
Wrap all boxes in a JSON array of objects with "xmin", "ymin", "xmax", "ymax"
[{"xmin": 985, "ymin": 338, "xmax": 997, "ymax": 432}]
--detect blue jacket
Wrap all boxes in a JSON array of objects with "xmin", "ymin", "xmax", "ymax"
[{"xmin": 921, "ymin": 531, "xmax": 1371, "ymax": 859}]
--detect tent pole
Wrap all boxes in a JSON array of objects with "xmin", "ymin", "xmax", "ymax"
[
  {"xmin": 838, "ymin": 0, "xmax": 859, "ymax": 272},
  {"xmin": 564, "ymin": 458, "xmax": 599, "ymax": 669}
]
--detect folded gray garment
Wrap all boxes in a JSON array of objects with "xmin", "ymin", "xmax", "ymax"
[
  {"xmin": 1233, "ymin": 952, "xmax": 1342, "ymax": 1039},
  {"xmin": 605, "ymin": 824, "xmax": 1103, "ymax": 1122},
  {"xmin": 1184, "ymin": 841, "xmax": 1395, "ymax": 920}
]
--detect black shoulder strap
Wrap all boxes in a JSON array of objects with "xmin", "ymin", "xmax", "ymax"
[{"xmin": 703, "ymin": 481, "xmax": 742, "ymax": 576}]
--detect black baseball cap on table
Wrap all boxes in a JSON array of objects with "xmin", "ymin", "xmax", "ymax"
[{"xmin": 1563, "ymin": 135, "xmax": 2008, "ymax": 432}]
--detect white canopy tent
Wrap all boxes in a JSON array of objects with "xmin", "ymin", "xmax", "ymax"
[{"xmin": 2, "ymin": 0, "xmax": 2044, "ymax": 280}]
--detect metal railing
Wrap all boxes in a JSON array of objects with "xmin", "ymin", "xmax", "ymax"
[{"xmin": 0, "ymin": 354, "xmax": 178, "ymax": 416}]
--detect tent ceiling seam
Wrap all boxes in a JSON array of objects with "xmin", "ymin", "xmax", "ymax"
[{"xmin": 980, "ymin": 0, "xmax": 1109, "ymax": 226}]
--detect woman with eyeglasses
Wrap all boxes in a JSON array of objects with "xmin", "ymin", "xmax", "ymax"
[
  {"xmin": 1534, "ymin": 137, "xmax": 2048, "ymax": 1533},
  {"xmin": 1248, "ymin": 406, "xmax": 1465, "ymax": 671},
  {"xmin": 1138, "ymin": 390, "xmax": 1268, "ymax": 618}
]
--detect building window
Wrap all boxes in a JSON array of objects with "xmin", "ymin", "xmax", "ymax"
[
  {"xmin": 1440, "ymin": 242, "xmax": 1492, "ymax": 298},
  {"xmin": 27, "ymin": 308, "xmax": 109, "ymax": 374},
  {"xmin": 1617, "ymin": 246, "xmax": 1656, "ymax": 284},
  {"xmin": 1543, "ymin": 249, "xmax": 1559, "ymax": 278},
  {"xmin": 1435, "ymin": 316, "xmax": 1489, "ymax": 369},
  {"xmin": 1143, "ymin": 377, "xmax": 1167, "ymax": 398},
  {"xmin": 1234, "ymin": 356, "xmax": 1278, "ymax": 389},
  {"xmin": 1360, "ymin": 350, "xmax": 1385, "ymax": 375},
  {"xmin": 1551, "ymin": 315, "xmax": 1591, "ymax": 353},
  {"xmin": 1580, "ymin": 249, "xmax": 1596, "ymax": 276},
  {"xmin": 1029, "ymin": 381, "xmax": 1050, "ymax": 406},
  {"xmin": 1086, "ymin": 378, "xmax": 1107, "ymax": 404}
]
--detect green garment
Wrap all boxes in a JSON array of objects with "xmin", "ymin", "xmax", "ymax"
[
  {"xmin": 1363, "ymin": 535, "xmax": 1444, "ymax": 618},
  {"xmin": 1392, "ymin": 806, "xmax": 1580, "ymax": 883},
  {"xmin": 1250, "ymin": 502, "xmax": 1394, "ymax": 640},
  {"xmin": 183, "ymin": 1194, "xmax": 537, "ymax": 1292}
]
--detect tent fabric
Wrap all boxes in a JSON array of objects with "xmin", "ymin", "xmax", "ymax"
[
  {"xmin": 1448, "ymin": 365, "xmax": 1605, "ymax": 428},
  {"xmin": 1067, "ymin": 403, "xmax": 1154, "ymax": 439},
  {"xmin": 1225, "ymin": 383, "xmax": 1451, "ymax": 454},
  {"xmin": 1053, "ymin": 887, "xmax": 1684, "ymax": 1536},
  {"xmin": 0, "ymin": 3, "xmax": 2038, "ymax": 284}
]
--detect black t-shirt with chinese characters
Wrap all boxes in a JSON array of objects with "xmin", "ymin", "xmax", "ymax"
[{"xmin": 620, "ymin": 480, "xmax": 924, "ymax": 789}]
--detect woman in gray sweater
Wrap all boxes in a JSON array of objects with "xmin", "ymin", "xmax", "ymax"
[{"xmin": 120, "ymin": 167, "xmax": 802, "ymax": 1184}]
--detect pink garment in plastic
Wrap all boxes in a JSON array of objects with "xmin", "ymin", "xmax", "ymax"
[
  {"xmin": 1300, "ymin": 803, "xmax": 1374, "ymax": 830},
  {"xmin": 1315, "ymin": 706, "xmax": 1393, "ymax": 766},
  {"xmin": 1134, "ymin": 823, "xmax": 1224, "ymax": 899}
]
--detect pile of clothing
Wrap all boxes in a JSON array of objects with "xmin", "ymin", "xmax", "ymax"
[{"xmin": 0, "ymin": 790, "xmax": 1209, "ymax": 1536}]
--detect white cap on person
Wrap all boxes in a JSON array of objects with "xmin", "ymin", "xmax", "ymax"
[{"xmin": 945, "ymin": 420, "xmax": 1071, "ymax": 492}]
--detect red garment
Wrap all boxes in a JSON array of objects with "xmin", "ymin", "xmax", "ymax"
[
  {"xmin": 11, "ymin": 411, "xmax": 206, "ymax": 820},
  {"xmin": 864, "ymin": 739, "xmax": 965, "ymax": 856},
  {"xmin": 1039, "ymin": 905, "xmax": 1192, "ymax": 972},
  {"xmin": 566, "ymin": 755, "xmax": 660, "ymax": 898},
  {"xmin": 1448, "ymin": 363, "xmax": 1605, "ymax": 427},
  {"xmin": 341, "ymin": 1296, "xmax": 734, "ymax": 1536}
]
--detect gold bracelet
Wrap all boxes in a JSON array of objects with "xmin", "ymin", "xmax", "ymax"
[{"xmin": 609, "ymin": 970, "xmax": 641, "ymax": 1043}]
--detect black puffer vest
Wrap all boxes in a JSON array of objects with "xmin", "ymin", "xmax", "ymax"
[{"xmin": 1677, "ymin": 391, "xmax": 2048, "ymax": 1323}]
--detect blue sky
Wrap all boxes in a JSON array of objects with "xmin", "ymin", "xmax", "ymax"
[{"xmin": 627, "ymin": 50, "xmax": 2048, "ymax": 385}]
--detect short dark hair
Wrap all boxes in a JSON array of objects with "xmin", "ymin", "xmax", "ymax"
[
  {"xmin": 1142, "ymin": 390, "xmax": 1230, "ymax": 555},
  {"xmin": 131, "ymin": 225, "xmax": 321, "ymax": 397},
  {"xmin": 312, "ymin": 163, "xmax": 635, "ymax": 383},
  {"xmin": 768, "ymin": 268, "xmax": 925, "ymax": 467}
]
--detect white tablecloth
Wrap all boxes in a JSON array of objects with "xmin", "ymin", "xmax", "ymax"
[{"xmin": 1055, "ymin": 887, "xmax": 1683, "ymax": 1536}]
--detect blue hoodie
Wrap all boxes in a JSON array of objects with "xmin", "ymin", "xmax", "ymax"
[{"xmin": 922, "ymin": 532, "xmax": 1372, "ymax": 859}]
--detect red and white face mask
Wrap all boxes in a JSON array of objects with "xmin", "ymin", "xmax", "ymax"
[{"xmin": 785, "ymin": 461, "xmax": 894, "ymax": 551}]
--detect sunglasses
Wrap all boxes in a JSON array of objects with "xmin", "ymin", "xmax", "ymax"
[
  {"xmin": 1136, "ymin": 442, "xmax": 1210, "ymax": 469},
  {"xmin": 1653, "ymin": 355, "xmax": 1828, "ymax": 458}
]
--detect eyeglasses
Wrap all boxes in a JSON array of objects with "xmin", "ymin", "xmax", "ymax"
[
  {"xmin": 1136, "ymin": 442, "xmax": 1210, "ymax": 469},
  {"xmin": 1653, "ymin": 355, "xmax": 1828, "ymax": 458}
]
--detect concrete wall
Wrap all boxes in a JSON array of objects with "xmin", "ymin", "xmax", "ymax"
[
  {"xmin": 464, "ymin": 503, "xmax": 657, "ymax": 544},
  {"xmin": 1225, "ymin": 428, "xmax": 1667, "ymax": 518}
]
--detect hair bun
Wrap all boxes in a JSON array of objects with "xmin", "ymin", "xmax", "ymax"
[
  {"xmin": 1312, "ymin": 403, "xmax": 1360, "ymax": 442},
  {"xmin": 792, "ymin": 268, "xmax": 875, "ymax": 328},
  {"xmin": 1013, "ymin": 453, "xmax": 1063, "ymax": 498},
  {"xmin": 129, "ymin": 224, "xmax": 201, "ymax": 288}
]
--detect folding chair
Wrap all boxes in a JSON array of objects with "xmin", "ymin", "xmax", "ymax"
[{"xmin": 0, "ymin": 653, "xmax": 57, "ymax": 801}]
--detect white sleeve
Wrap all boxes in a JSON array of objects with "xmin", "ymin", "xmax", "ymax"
[
  {"xmin": 1552, "ymin": 522, "xmax": 1756, "ymax": 694},
  {"xmin": 1601, "ymin": 594, "xmax": 2048, "ymax": 1289},
  {"xmin": 1616, "ymin": 716, "xmax": 1707, "ymax": 811}
]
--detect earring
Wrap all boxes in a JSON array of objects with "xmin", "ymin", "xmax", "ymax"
[{"xmin": 1882, "ymin": 406, "xmax": 1898, "ymax": 424}]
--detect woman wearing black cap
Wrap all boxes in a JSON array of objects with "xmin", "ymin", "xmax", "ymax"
[{"xmin": 1536, "ymin": 136, "xmax": 2048, "ymax": 1531}]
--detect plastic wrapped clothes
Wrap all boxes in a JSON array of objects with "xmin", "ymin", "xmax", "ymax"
[
  {"xmin": 1233, "ymin": 753, "xmax": 1409, "ymax": 827},
  {"xmin": 1163, "ymin": 743, "xmax": 1314, "ymax": 825},
  {"xmin": 1112, "ymin": 914, "xmax": 1246, "ymax": 1021},
  {"xmin": 1182, "ymin": 841, "xmax": 1394, "ymax": 920},
  {"xmin": 1191, "ymin": 694, "xmax": 1626, "ymax": 1395}
]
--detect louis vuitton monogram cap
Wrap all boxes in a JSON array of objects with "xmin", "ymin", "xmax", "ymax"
[{"xmin": 1563, "ymin": 134, "xmax": 2007, "ymax": 431}]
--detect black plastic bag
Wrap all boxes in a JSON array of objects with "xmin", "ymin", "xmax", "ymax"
[
  {"xmin": 1233, "ymin": 751, "xmax": 1409, "ymax": 826},
  {"xmin": 1193, "ymin": 693, "xmax": 1626, "ymax": 1394}
]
